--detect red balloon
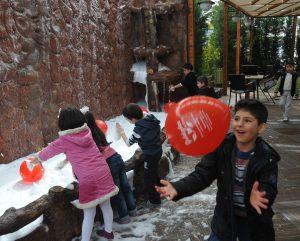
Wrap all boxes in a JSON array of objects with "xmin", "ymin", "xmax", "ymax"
[
  {"xmin": 139, "ymin": 106, "xmax": 149, "ymax": 113},
  {"xmin": 20, "ymin": 161, "xmax": 44, "ymax": 183},
  {"xmin": 163, "ymin": 101, "xmax": 176, "ymax": 113},
  {"xmin": 96, "ymin": 120, "xmax": 108, "ymax": 134},
  {"xmin": 165, "ymin": 96, "xmax": 230, "ymax": 156}
]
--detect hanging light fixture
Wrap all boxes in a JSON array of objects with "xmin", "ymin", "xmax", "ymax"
[
  {"xmin": 198, "ymin": 0, "xmax": 215, "ymax": 11},
  {"xmin": 232, "ymin": 12, "xmax": 241, "ymax": 22},
  {"xmin": 244, "ymin": 17, "xmax": 252, "ymax": 27}
]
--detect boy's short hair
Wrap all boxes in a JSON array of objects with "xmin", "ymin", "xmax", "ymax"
[
  {"xmin": 183, "ymin": 63, "xmax": 193, "ymax": 71},
  {"xmin": 58, "ymin": 107, "xmax": 85, "ymax": 131},
  {"xmin": 197, "ymin": 76, "xmax": 208, "ymax": 86},
  {"xmin": 123, "ymin": 103, "xmax": 143, "ymax": 120},
  {"xmin": 234, "ymin": 99, "xmax": 268, "ymax": 124},
  {"xmin": 286, "ymin": 61, "xmax": 294, "ymax": 67}
]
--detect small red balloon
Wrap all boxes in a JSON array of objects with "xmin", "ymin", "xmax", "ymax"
[
  {"xmin": 96, "ymin": 119, "xmax": 108, "ymax": 134},
  {"xmin": 163, "ymin": 101, "xmax": 176, "ymax": 113},
  {"xmin": 139, "ymin": 106, "xmax": 149, "ymax": 113},
  {"xmin": 20, "ymin": 161, "xmax": 44, "ymax": 183},
  {"xmin": 165, "ymin": 96, "xmax": 230, "ymax": 156}
]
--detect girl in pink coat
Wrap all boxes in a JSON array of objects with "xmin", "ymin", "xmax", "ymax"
[{"xmin": 33, "ymin": 107, "xmax": 118, "ymax": 241}]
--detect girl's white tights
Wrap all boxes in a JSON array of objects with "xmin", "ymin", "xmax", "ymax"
[
  {"xmin": 81, "ymin": 207, "xmax": 96, "ymax": 241},
  {"xmin": 81, "ymin": 199, "xmax": 113, "ymax": 241}
]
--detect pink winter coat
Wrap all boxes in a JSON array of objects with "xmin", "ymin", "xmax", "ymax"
[
  {"xmin": 98, "ymin": 145, "xmax": 116, "ymax": 160},
  {"xmin": 38, "ymin": 124, "xmax": 118, "ymax": 209}
]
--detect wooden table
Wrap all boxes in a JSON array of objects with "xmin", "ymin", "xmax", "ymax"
[{"xmin": 245, "ymin": 75, "xmax": 264, "ymax": 100}]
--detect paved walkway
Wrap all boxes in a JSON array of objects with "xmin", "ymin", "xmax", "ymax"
[{"xmin": 264, "ymin": 100, "xmax": 300, "ymax": 241}]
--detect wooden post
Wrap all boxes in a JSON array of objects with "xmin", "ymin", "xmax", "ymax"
[
  {"xmin": 291, "ymin": 16, "xmax": 298, "ymax": 60},
  {"xmin": 236, "ymin": 19, "xmax": 241, "ymax": 74},
  {"xmin": 187, "ymin": 0, "xmax": 195, "ymax": 66},
  {"xmin": 223, "ymin": 2, "xmax": 229, "ymax": 95},
  {"xmin": 249, "ymin": 17, "xmax": 254, "ymax": 63}
]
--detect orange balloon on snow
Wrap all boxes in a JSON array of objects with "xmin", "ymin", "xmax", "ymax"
[
  {"xmin": 165, "ymin": 96, "xmax": 231, "ymax": 156},
  {"xmin": 96, "ymin": 119, "xmax": 108, "ymax": 134},
  {"xmin": 20, "ymin": 160, "xmax": 44, "ymax": 183}
]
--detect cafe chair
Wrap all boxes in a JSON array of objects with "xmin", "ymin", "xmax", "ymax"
[
  {"xmin": 259, "ymin": 76, "xmax": 277, "ymax": 104},
  {"xmin": 228, "ymin": 74, "xmax": 256, "ymax": 105}
]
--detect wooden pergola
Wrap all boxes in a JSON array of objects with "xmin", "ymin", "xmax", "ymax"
[{"xmin": 187, "ymin": 0, "xmax": 300, "ymax": 93}]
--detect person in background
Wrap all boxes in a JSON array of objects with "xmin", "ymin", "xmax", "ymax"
[
  {"xmin": 170, "ymin": 63, "xmax": 199, "ymax": 96},
  {"xmin": 156, "ymin": 99, "xmax": 280, "ymax": 241},
  {"xmin": 274, "ymin": 61, "xmax": 300, "ymax": 121},
  {"xmin": 116, "ymin": 103, "xmax": 162, "ymax": 207},
  {"xmin": 82, "ymin": 107, "xmax": 137, "ymax": 225},
  {"xmin": 31, "ymin": 107, "xmax": 118, "ymax": 241},
  {"xmin": 197, "ymin": 76, "xmax": 218, "ymax": 98}
]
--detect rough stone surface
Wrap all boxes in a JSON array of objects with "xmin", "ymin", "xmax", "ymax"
[
  {"xmin": 0, "ymin": 0, "xmax": 132, "ymax": 164},
  {"xmin": 0, "ymin": 0, "xmax": 187, "ymax": 164}
]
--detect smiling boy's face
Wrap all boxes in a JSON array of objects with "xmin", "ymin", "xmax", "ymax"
[
  {"xmin": 286, "ymin": 64, "xmax": 294, "ymax": 73},
  {"xmin": 233, "ymin": 109, "xmax": 266, "ymax": 149}
]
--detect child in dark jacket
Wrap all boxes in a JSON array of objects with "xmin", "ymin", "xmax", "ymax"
[
  {"xmin": 197, "ymin": 76, "xmax": 218, "ymax": 98},
  {"xmin": 170, "ymin": 63, "xmax": 199, "ymax": 96},
  {"xmin": 156, "ymin": 99, "xmax": 280, "ymax": 241},
  {"xmin": 117, "ymin": 103, "xmax": 162, "ymax": 205},
  {"xmin": 82, "ymin": 107, "xmax": 137, "ymax": 225}
]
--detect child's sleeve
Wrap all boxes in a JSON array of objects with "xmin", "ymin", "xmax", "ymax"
[
  {"xmin": 38, "ymin": 138, "xmax": 65, "ymax": 161},
  {"xmin": 127, "ymin": 128, "xmax": 141, "ymax": 146},
  {"xmin": 257, "ymin": 159, "xmax": 278, "ymax": 207},
  {"xmin": 171, "ymin": 148, "xmax": 218, "ymax": 201}
]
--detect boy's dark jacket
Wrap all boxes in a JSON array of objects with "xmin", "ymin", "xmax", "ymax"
[
  {"xmin": 278, "ymin": 71, "xmax": 297, "ymax": 96},
  {"xmin": 133, "ymin": 114, "xmax": 162, "ymax": 155},
  {"xmin": 172, "ymin": 134, "xmax": 280, "ymax": 241},
  {"xmin": 198, "ymin": 86, "xmax": 218, "ymax": 98},
  {"xmin": 180, "ymin": 72, "xmax": 199, "ymax": 96}
]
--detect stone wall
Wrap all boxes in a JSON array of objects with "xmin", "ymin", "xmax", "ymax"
[
  {"xmin": 0, "ymin": 0, "xmax": 135, "ymax": 164},
  {"xmin": 0, "ymin": 0, "xmax": 187, "ymax": 164}
]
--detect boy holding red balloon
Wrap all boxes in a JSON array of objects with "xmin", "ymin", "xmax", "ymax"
[
  {"xmin": 156, "ymin": 99, "xmax": 280, "ymax": 241},
  {"xmin": 116, "ymin": 103, "xmax": 162, "ymax": 206}
]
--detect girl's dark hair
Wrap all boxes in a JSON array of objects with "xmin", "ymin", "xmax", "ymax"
[
  {"xmin": 286, "ymin": 61, "xmax": 294, "ymax": 66},
  {"xmin": 58, "ymin": 107, "xmax": 85, "ymax": 131},
  {"xmin": 234, "ymin": 99, "xmax": 268, "ymax": 124},
  {"xmin": 84, "ymin": 111, "xmax": 109, "ymax": 146},
  {"xmin": 122, "ymin": 103, "xmax": 143, "ymax": 120}
]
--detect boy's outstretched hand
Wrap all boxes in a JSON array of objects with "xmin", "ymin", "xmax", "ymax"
[
  {"xmin": 250, "ymin": 181, "xmax": 269, "ymax": 215},
  {"xmin": 155, "ymin": 180, "xmax": 178, "ymax": 201}
]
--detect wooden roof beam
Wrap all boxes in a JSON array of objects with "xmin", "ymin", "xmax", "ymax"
[
  {"xmin": 222, "ymin": 0, "xmax": 251, "ymax": 17},
  {"xmin": 267, "ymin": 3, "xmax": 300, "ymax": 17},
  {"xmin": 254, "ymin": 0, "xmax": 277, "ymax": 12},
  {"xmin": 274, "ymin": 6, "xmax": 300, "ymax": 17},
  {"xmin": 257, "ymin": 0, "xmax": 291, "ymax": 16}
]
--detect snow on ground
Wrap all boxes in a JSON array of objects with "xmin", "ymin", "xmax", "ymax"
[
  {"xmin": 88, "ymin": 156, "xmax": 216, "ymax": 241},
  {"xmin": 0, "ymin": 110, "xmax": 166, "ymax": 240}
]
